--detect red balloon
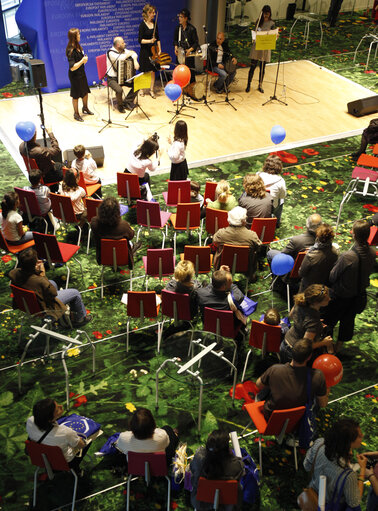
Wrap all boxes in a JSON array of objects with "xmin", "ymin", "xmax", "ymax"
[
  {"xmin": 172, "ymin": 65, "xmax": 191, "ymax": 88},
  {"xmin": 312, "ymin": 354, "xmax": 343, "ymax": 387}
]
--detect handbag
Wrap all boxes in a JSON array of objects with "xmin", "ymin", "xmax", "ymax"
[{"xmin": 297, "ymin": 441, "xmax": 324, "ymax": 511}]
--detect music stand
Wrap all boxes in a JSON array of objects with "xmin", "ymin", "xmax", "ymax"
[
  {"xmin": 99, "ymin": 52, "xmax": 128, "ymax": 133},
  {"xmin": 125, "ymin": 72, "xmax": 150, "ymax": 121}
]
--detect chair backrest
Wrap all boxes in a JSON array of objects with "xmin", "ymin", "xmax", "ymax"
[
  {"xmin": 174, "ymin": 202, "xmax": 201, "ymax": 229},
  {"xmin": 249, "ymin": 320, "xmax": 282, "ymax": 353},
  {"xmin": 86, "ymin": 197, "xmax": 103, "ymax": 222},
  {"xmin": 251, "ymin": 217, "xmax": 277, "ymax": 243},
  {"xmin": 290, "ymin": 250, "xmax": 307, "ymax": 279},
  {"xmin": 96, "ymin": 54, "xmax": 107, "ymax": 81},
  {"xmin": 220, "ymin": 244, "xmax": 250, "ymax": 274},
  {"xmin": 100, "ymin": 238, "xmax": 129, "ymax": 267},
  {"xmin": 22, "ymin": 154, "xmax": 39, "ymax": 171},
  {"xmin": 166, "ymin": 180, "xmax": 191, "ymax": 205},
  {"xmin": 265, "ymin": 405, "xmax": 306, "ymax": 436},
  {"xmin": 127, "ymin": 451, "xmax": 168, "ymax": 477},
  {"xmin": 136, "ymin": 200, "xmax": 163, "ymax": 228},
  {"xmin": 204, "ymin": 307, "xmax": 238, "ymax": 339},
  {"xmin": 25, "ymin": 439, "xmax": 70, "ymax": 471},
  {"xmin": 33, "ymin": 232, "xmax": 63, "ymax": 262},
  {"xmin": 49, "ymin": 193, "xmax": 77, "ymax": 223},
  {"xmin": 11, "ymin": 284, "xmax": 42, "ymax": 315},
  {"xmin": 117, "ymin": 172, "xmax": 141, "ymax": 201},
  {"xmin": 205, "ymin": 208, "xmax": 229, "ymax": 235},
  {"xmin": 127, "ymin": 291, "xmax": 158, "ymax": 319},
  {"xmin": 183, "ymin": 245, "xmax": 211, "ymax": 274},
  {"xmin": 161, "ymin": 289, "xmax": 192, "ymax": 321},
  {"xmin": 356, "ymin": 153, "xmax": 378, "ymax": 169},
  {"xmin": 368, "ymin": 225, "xmax": 378, "ymax": 245},
  {"xmin": 14, "ymin": 187, "xmax": 43, "ymax": 218},
  {"xmin": 204, "ymin": 181, "xmax": 217, "ymax": 203},
  {"xmin": 196, "ymin": 477, "xmax": 238, "ymax": 507},
  {"xmin": 145, "ymin": 248, "xmax": 175, "ymax": 276},
  {"xmin": 0, "ymin": 230, "xmax": 10, "ymax": 251},
  {"xmin": 76, "ymin": 172, "xmax": 88, "ymax": 194}
]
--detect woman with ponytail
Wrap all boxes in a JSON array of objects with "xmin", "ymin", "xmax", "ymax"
[
  {"xmin": 0, "ymin": 191, "xmax": 33, "ymax": 245},
  {"xmin": 207, "ymin": 180, "xmax": 238, "ymax": 212}
]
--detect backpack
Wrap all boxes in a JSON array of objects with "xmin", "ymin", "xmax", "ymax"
[{"xmin": 238, "ymin": 447, "xmax": 260, "ymax": 504}]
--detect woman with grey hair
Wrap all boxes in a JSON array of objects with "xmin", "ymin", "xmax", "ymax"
[{"xmin": 257, "ymin": 154, "xmax": 286, "ymax": 227}]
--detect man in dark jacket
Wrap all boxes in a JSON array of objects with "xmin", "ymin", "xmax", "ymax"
[{"xmin": 208, "ymin": 32, "xmax": 237, "ymax": 93}]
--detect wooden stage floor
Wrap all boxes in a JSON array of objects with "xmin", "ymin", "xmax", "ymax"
[{"xmin": 0, "ymin": 60, "xmax": 376, "ymax": 185}]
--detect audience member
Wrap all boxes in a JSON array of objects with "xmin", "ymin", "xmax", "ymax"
[
  {"xmin": 165, "ymin": 260, "xmax": 198, "ymax": 317},
  {"xmin": 71, "ymin": 145, "xmax": 102, "ymax": 197},
  {"xmin": 125, "ymin": 136, "xmax": 160, "ymax": 200},
  {"xmin": 58, "ymin": 169, "xmax": 87, "ymax": 225},
  {"xmin": 23, "ymin": 169, "xmax": 60, "ymax": 231},
  {"xmin": 363, "ymin": 450, "xmax": 378, "ymax": 511},
  {"xmin": 0, "ymin": 191, "xmax": 33, "ymax": 245},
  {"xmin": 304, "ymin": 419, "xmax": 366, "ymax": 508},
  {"xmin": 207, "ymin": 180, "xmax": 238, "ymax": 211},
  {"xmin": 257, "ymin": 154, "xmax": 286, "ymax": 227},
  {"xmin": 323, "ymin": 219, "xmax": 376, "ymax": 352},
  {"xmin": 238, "ymin": 174, "xmax": 273, "ymax": 229},
  {"xmin": 351, "ymin": 118, "xmax": 378, "ymax": 161},
  {"xmin": 261, "ymin": 307, "xmax": 290, "ymax": 340},
  {"xmin": 168, "ymin": 120, "xmax": 189, "ymax": 181},
  {"xmin": 256, "ymin": 338, "xmax": 328, "ymax": 420},
  {"xmin": 281, "ymin": 284, "xmax": 334, "ymax": 363},
  {"xmin": 298, "ymin": 223, "xmax": 338, "ymax": 291},
  {"xmin": 190, "ymin": 181, "xmax": 204, "ymax": 209},
  {"xmin": 190, "ymin": 429, "xmax": 244, "ymax": 510},
  {"xmin": 10, "ymin": 248, "xmax": 92, "ymax": 326}
]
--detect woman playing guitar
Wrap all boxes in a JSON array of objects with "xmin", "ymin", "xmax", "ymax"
[{"xmin": 138, "ymin": 3, "xmax": 161, "ymax": 98}]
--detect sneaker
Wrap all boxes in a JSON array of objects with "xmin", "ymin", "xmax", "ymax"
[
  {"xmin": 73, "ymin": 314, "xmax": 93, "ymax": 327},
  {"xmin": 118, "ymin": 106, "xmax": 126, "ymax": 113}
]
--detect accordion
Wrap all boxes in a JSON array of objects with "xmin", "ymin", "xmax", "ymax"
[{"xmin": 118, "ymin": 57, "xmax": 135, "ymax": 85}]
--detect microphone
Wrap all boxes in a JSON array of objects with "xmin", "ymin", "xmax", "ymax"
[{"xmin": 202, "ymin": 25, "xmax": 208, "ymax": 34}]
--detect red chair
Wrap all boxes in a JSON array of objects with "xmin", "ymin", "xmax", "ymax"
[
  {"xmin": 241, "ymin": 401, "xmax": 305, "ymax": 474},
  {"xmin": 11, "ymin": 283, "xmax": 44, "ymax": 317},
  {"xmin": 368, "ymin": 225, "xmax": 378, "ymax": 245},
  {"xmin": 196, "ymin": 477, "xmax": 238, "ymax": 510},
  {"xmin": 100, "ymin": 238, "xmax": 131, "ymax": 299},
  {"xmin": 117, "ymin": 172, "xmax": 141, "ymax": 204},
  {"xmin": 286, "ymin": 250, "xmax": 307, "ymax": 312},
  {"xmin": 162, "ymin": 180, "xmax": 191, "ymax": 208},
  {"xmin": 220, "ymin": 243, "xmax": 251, "ymax": 293},
  {"xmin": 241, "ymin": 320, "xmax": 282, "ymax": 382},
  {"xmin": 180, "ymin": 245, "xmax": 213, "ymax": 276},
  {"xmin": 203, "ymin": 181, "xmax": 217, "ymax": 204},
  {"xmin": 32, "ymin": 232, "xmax": 81, "ymax": 288},
  {"xmin": 136, "ymin": 200, "xmax": 172, "ymax": 248},
  {"xmin": 85, "ymin": 197, "xmax": 103, "ymax": 254},
  {"xmin": 49, "ymin": 193, "xmax": 83, "ymax": 246},
  {"xmin": 170, "ymin": 202, "xmax": 201, "ymax": 257},
  {"xmin": 142, "ymin": 248, "xmax": 176, "ymax": 290},
  {"xmin": 125, "ymin": 291, "xmax": 160, "ymax": 352},
  {"xmin": 96, "ymin": 53, "xmax": 116, "ymax": 109},
  {"xmin": 204, "ymin": 208, "xmax": 229, "ymax": 245},
  {"xmin": 126, "ymin": 451, "xmax": 171, "ymax": 511},
  {"xmin": 14, "ymin": 187, "xmax": 49, "ymax": 233},
  {"xmin": 161, "ymin": 289, "xmax": 195, "ymax": 351},
  {"xmin": 21, "ymin": 154, "xmax": 61, "ymax": 188},
  {"xmin": 0, "ymin": 229, "xmax": 34, "ymax": 257},
  {"xmin": 25, "ymin": 440, "xmax": 79, "ymax": 511},
  {"xmin": 251, "ymin": 217, "xmax": 277, "ymax": 244},
  {"xmin": 77, "ymin": 171, "xmax": 101, "ymax": 199}
]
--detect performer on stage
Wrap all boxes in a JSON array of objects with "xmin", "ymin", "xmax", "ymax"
[
  {"xmin": 139, "ymin": 4, "xmax": 160, "ymax": 98},
  {"xmin": 173, "ymin": 8, "xmax": 199, "ymax": 84},
  {"xmin": 106, "ymin": 37, "xmax": 140, "ymax": 113},
  {"xmin": 66, "ymin": 28, "xmax": 93, "ymax": 122},
  {"xmin": 245, "ymin": 5, "xmax": 276, "ymax": 94},
  {"xmin": 208, "ymin": 32, "xmax": 237, "ymax": 94}
]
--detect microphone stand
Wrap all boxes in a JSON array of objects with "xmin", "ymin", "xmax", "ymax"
[
  {"xmin": 262, "ymin": 29, "xmax": 287, "ymax": 107},
  {"xmin": 199, "ymin": 27, "xmax": 215, "ymax": 113},
  {"xmin": 99, "ymin": 50, "xmax": 128, "ymax": 133},
  {"xmin": 208, "ymin": 46, "xmax": 237, "ymax": 111}
]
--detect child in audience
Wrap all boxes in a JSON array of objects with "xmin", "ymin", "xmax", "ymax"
[
  {"xmin": 190, "ymin": 181, "xmax": 204, "ymax": 208},
  {"xmin": 71, "ymin": 144, "xmax": 102, "ymax": 197},
  {"xmin": 58, "ymin": 169, "xmax": 87, "ymax": 225},
  {"xmin": 207, "ymin": 180, "xmax": 238, "ymax": 211},
  {"xmin": 126, "ymin": 136, "xmax": 160, "ymax": 201},
  {"xmin": 24, "ymin": 169, "xmax": 60, "ymax": 231},
  {"xmin": 168, "ymin": 120, "xmax": 188, "ymax": 181},
  {"xmin": 0, "ymin": 191, "xmax": 33, "ymax": 245},
  {"xmin": 260, "ymin": 307, "xmax": 290, "ymax": 340}
]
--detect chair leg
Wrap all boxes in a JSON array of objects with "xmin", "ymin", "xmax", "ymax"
[
  {"xmin": 76, "ymin": 225, "xmax": 82, "ymax": 247},
  {"xmin": 173, "ymin": 232, "xmax": 177, "ymax": 259},
  {"xmin": 71, "ymin": 469, "xmax": 79, "ymax": 511},
  {"xmin": 100, "ymin": 266, "xmax": 105, "ymax": 299},
  {"xmin": 240, "ymin": 419, "xmax": 252, "ymax": 437},
  {"xmin": 126, "ymin": 319, "xmax": 130, "ymax": 352},
  {"xmin": 126, "ymin": 475, "xmax": 131, "ymax": 511},
  {"xmin": 259, "ymin": 438, "xmax": 263, "ymax": 477},
  {"xmin": 66, "ymin": 265, "xmax": 71, "ymax": 289},
  {"xmin": 161, "ymin": 230, "xmax": 166, "ymax": 249},
  {"xmin": 165, "ymin": 475, "xmax": 171, "ymax": 511},
  {"xmin": 294, "ymin": 442, "xmax": 298, "ymax": 471},
  {"xmin": 33, "ymin": 467, "xmax": 40, "ymax": 507},
  {"xmin": 241, "ymin": 349, "xmax": 252, "ymax": 383},
  {"xmin": 87, "ymin": 228, "xmax": 91, "ymax": 254}
]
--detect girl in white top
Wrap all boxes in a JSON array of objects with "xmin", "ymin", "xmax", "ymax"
[
  {"xmin": 126, "ymin": 136, "xmax": 160, "ymax": 187},
  {"xmin": 0, "ymin": 191, "xmax": 33, "ymax": 245},
  {"xmin": 168, "ymin": 120, "xmax": 188, "ymax": 181},
  {"xmin": 72, "ymin": 144, "xmax": 101, "ymax": 186},
  {"xmin": 59, "ymin": 169, "xmax": 87, "ymax": 223},
  {"xmin": 257, "ymin": 154, "xmax": 286, "ymax": 227}
]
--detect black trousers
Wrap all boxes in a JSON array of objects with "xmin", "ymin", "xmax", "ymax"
[
  {"xmin": 322, "ymin": 294, "xmax": 365, "ymax": 342},
  {"xmin": 107, "ymin": 76, "xmax": 136, "ymax": 106}
]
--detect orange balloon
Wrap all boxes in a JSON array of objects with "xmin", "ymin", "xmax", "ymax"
[
  {"xmin": 172, "ymin": 65, "xmax": 191, "ymax": 88},
  {"xmin": 312, "ymin": 354, "xmax": 343, "ymax": 387}
]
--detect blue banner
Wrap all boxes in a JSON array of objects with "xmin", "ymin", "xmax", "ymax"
[{"xmin": 0, "ymin": 4, "xmax": 12, "ymax": 88}]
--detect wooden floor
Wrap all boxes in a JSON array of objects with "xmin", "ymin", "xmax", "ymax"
[{"xmin": 0, "ymin": 60, "xmax": 376, "ymax": 184}]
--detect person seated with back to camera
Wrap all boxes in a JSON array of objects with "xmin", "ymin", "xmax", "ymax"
[
  {"xmin": 206, "ymin": 179, "xmax": 238, "ymax": 212},
  {"xmin": 190, "ymin": 429, "xmax": 245, "ymax": 510},
  {"xmin": 71, "ymin": 144, "xmax": 102, "ymax": 197},
  {"xmin": 23, "ymin": 169, "xmax": 60, "ymax": 232},
  {"xmin": 58, "ymin": 169, "xmax": 87, "ymax": 226},
  {"xmin": 0, "ymin": 191, "xmax": 33, "ymax": 245},
  {"xmin": 257, "ymin": 154, "xmax": 286, "ymax": 228},
  {"xmin": 238, "ymin": 174, "xmax": 273, "ymax": 230},
  {"xmin": 260, "ymin": 307, "xmax": 290, "ymax": 340},
  {"xmin": 165, "ymin": 260, "xmax": 199, "ymax": 318}
]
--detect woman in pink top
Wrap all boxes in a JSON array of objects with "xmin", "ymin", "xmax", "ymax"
[{"xmin": 59, "ymin": 169, "xmax": 87, "ymax": 224}]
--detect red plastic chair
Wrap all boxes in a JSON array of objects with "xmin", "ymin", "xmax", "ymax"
[
  {"xmin": 251, "ymin": 217, "xmax": 277, "ymax": 244},
  {"xmin": 162, "ymin": 180, "xmax": 191, "ymax": 208},
  {"xmin": 241, "ymin": 320, "xmax": 282, "ymax": 382},
  {"xmin": 125, "ymin": 291, "xmax": 161, "ymax": 352},
  {"xmin": 180, "ymin": 245, "xmax": 213, "ymax": 275},
  {"xmin": 0, "ymin": 229, "xmax": 34, "ymax": 257},
  {"xmin": 242, "ymin": 401, "xmax": 305, "ymax": 474},
  {"xmin": 25, "ymin": 439, "xmax": 79, "ymax": 511},
  {"xmin": 11, "ymin": 283, "xmax": 43, "ymax": 316},
  {"xmin": 77, "ymin": 171, "xmax": 101, "ymax": 199},
  {"xmin": 85, "ymin": 197, "xmax": 103, "ymax": 254},
  {"xmin": 368, "ymin": 225, "xmax": 378, "ymax": 245},
  {"xmin": 142, "ymin": 248, "xmax": 176, "ymax": 290},
  {"xmin": 100, "ymin": 238, "xmax": 131, "ymax": 299},
  {"xmin": 126, "ymin": 451, "xmax": 171, "ymax": 511},
  {"xmin": 14, "ymin": 187, "xmax": 49, "ymax": 233},
  {"xmin": 117, "ymin": 172, "xmax": 141, "ymax": 204},
  {"xmin": 204, "ymin": 207, "xmax": 229, "ymax": 245},
  {"xmin": 196, "ymin": 477, "xmax": 238, "ymax": 510},
  {"xmin": 49, "ymin": 193, "xmax": 83, "ymax": 246},
  {"xmin": 220, "ymin": 243, "xmax": 251, "ymax": 293},
  {"xmin": 32, "ymin": 232, "xmax": 81, "ymax": 288},
  {"xmin": 161, "ymin": 289, "xmax": 195, "ymax": 351},
  {"xmin": 203, "ymin": 181, "xmax": 217, "ymax": 204},
  {"xmin": 136, "ymin": 200, "xmax": 172, "ymax": 248},
  {"xmin": 21, "ymin": 154, "xmax": 61, "ymax": 188},
  {"xmin": 96, "ymin": 53, "xmax": 116, "ymax": 109},
  {"xmin": 357, "ymin": 153, "xmax": 378, "ymax": 169},
  {"xmin": 170, "ymin": 202, "xmax": 201, "ymax": 257}
]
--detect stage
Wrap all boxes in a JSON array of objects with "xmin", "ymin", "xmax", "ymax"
[{"xmin": 0, "ymin": 59, "xmax": 376, "ymax": 185}]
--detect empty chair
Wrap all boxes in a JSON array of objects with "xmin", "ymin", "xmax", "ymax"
[
  {"xmin": 125, "ymin": 291, "xmax": 161, "ymax": 352},
  {"xmin": 136, "ymin": 200, "xmax": 171, "ymax": 249},
  {"xmin": 85, "ymin": 197, "xmax": 103, "ymax": 254},
  {"xmin": 196, "ymin": 478, "xmax": 239, "ymax": 510},
  {"xmin": 251, "ymin": 217, "xmax": 277, "ymax": 244},
  {"xmin": 142, "ymin": 248, "xmax": 176, "ymax": 290},
  {"xmin": 99, "ymin": 238, "xmax": 132, "ymax": 299},
  {"xmin": 162, "ymin": 180, "xmax": 191, "ymax": 208},
  {"xmin": 117, "ymin": 172, "xmax": 142, "ymax": 204},
  {"xmin": 77, "ymin": 171, "xmax": 101, "ymax": 199},
  {"xmin": 170, "ymin": 202, "xmax": 201, "ymax": 257}
]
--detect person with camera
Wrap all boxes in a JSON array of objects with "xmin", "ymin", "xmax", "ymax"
[
  {"xmin": 125, "ymin": 134, "xmax": 160, "ymax": 200},
  {"xmin": 362, "ymin": 451, "xmax": 378, "ymax": 511}
]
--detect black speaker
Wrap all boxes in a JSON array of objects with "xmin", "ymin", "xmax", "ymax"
[
  {"xmin": 347, "ymin": 96, "xmax": 378, "ymax": 117},
  {"xmin": 28, "ymin": 59, "xmax": 47, "ymax": 89},
  {"xmin": 63, "ymin": 146, "xmax": 105, "ymax": 167}
]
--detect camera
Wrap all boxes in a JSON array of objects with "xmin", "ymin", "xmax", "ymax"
[{"xmin": 366, "ymin": 458, "xmax": 378, "ymax": 470}]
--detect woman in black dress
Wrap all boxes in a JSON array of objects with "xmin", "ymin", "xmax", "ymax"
[
  {"xmin": 138, "ymin": 4, "xmax": 161, "ymax": 98},
  {"xmin": 66, "ymin": 28, "xmax": 93, "ymax": 122}
]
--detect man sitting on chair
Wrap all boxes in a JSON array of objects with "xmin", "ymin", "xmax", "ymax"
[{"xmin": 208, "ymin": 32, "xmax": 237, "ymax": 93}]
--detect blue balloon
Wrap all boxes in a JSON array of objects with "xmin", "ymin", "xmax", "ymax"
[
  {"xmin": 164, "ymin": 83, "xmax": 182, "ymax": 102},
  {"xmin": 271, "ymin": 253, "xmax": 295, "ymax": 276},
  {"xmin": 270, "ymin": 125, "xmax": 286, "ymax": 145},
  {"xmin": 15, "ymin": 121, "xmax": 36, "ymax": 142}
]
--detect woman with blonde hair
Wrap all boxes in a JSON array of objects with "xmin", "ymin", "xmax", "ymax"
[
  {"xmin": 257, "ymin": 154, "xmax": 286, "ymax": 226},
  {"xmin": 165, "ymin": 260, "xmax": 198, "ymax": 318},
  {"xmin": 138, "ymin": 4, "xmax": 161, "ymax": 98},
  {"xmin": 239, "ymin": 174, "xmax": 273, "ymax": 229},
  {"xmin": 207, "ymin": 180, "xmax": 238, "ymax": 211}
]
